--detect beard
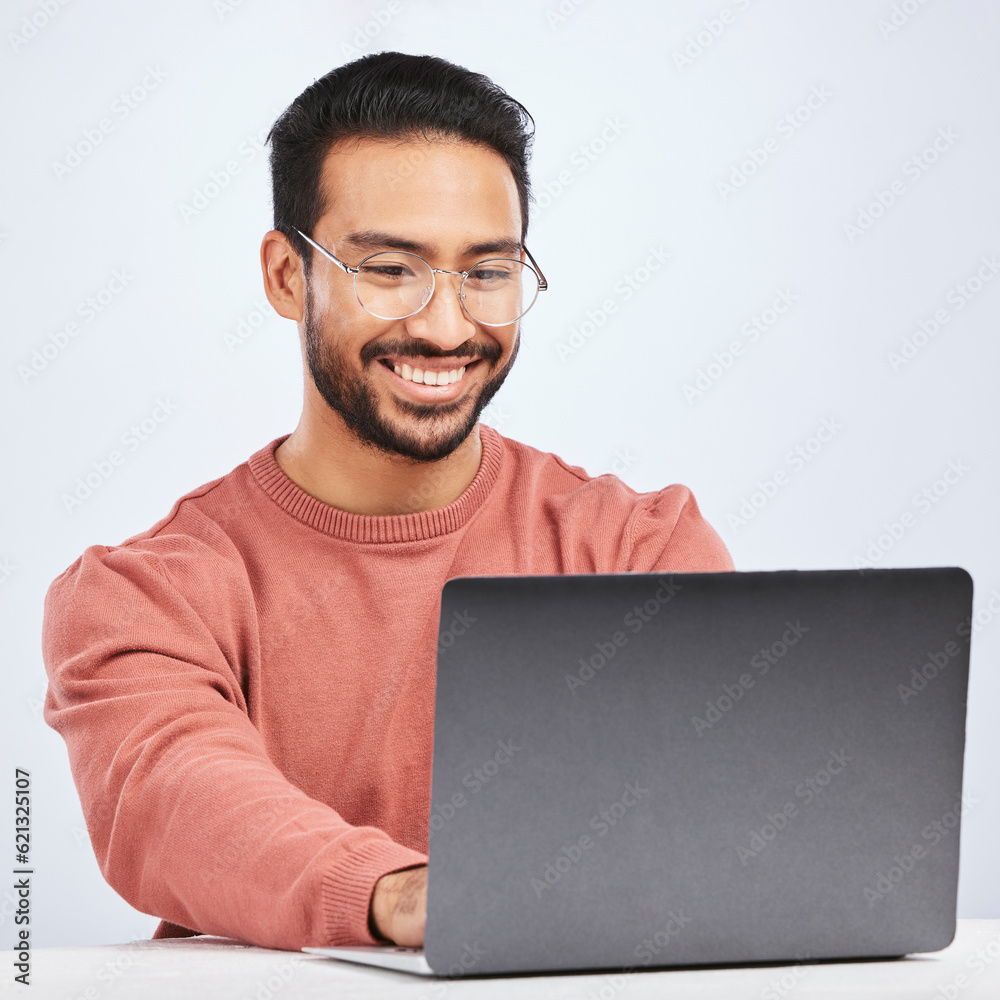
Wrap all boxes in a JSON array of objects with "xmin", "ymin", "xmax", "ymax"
[{"xmin": 303, "ymin": 286, "xmax": 519, "ymax": 463}]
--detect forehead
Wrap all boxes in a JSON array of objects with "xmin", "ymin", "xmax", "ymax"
[{"xmin": 315, "ymin": 136, "xmax": 522, "ymax": 253}]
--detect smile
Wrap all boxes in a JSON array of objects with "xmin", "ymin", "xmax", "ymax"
[
  {"xmin": 380, "ymin": 359, "xmax": 469, "ymax": 385},
  {"xmin": 376, "ymin": 356, "xmax": 484, "ymax": 400}
]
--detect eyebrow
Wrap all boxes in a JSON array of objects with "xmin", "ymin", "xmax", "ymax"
[{"xmin": 339, "ymin": 229, "xmax": 523, "ymax": 259}]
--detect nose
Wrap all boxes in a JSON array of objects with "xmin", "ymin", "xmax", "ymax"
[{"xmin": 401, "ymin": 270, "xmax": 478, "ymax": 351}]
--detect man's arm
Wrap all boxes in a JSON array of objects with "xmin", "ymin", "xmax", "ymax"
[
  {"xmin": 623, "ymin": 485, "xmax": 735, "ymax": 573},
  {"xmin": 42, "ymin": 539, "xmax": 427, "ymax": 951}
]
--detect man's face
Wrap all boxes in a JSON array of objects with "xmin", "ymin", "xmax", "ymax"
[{"xmin": 302, "ymin": 136, "xmax": 523, "ymax": 463}]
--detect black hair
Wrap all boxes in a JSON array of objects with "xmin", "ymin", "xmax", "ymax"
[{"xmin": 267, "ymin": 51, "xmax": 535, "ymax": 273}]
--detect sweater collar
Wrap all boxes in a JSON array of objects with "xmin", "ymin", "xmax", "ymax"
[{"xmin": 247, "ymin": 423, "xmax": 504, "ymax": 542}]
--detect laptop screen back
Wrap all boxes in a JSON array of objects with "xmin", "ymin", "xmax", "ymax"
[{"xmin": 425, "ymin": 568, "xmax": 972, "ymax": 976}]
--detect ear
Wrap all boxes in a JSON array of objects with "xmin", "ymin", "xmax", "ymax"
[{"xmin": 261, "ymin": 230, "xmax": 305, "ymax": 321}]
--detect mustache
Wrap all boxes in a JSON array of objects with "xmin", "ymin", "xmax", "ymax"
[{"xmin": 360, "ymin": 340, "xmax": 503, "ymax": 366}]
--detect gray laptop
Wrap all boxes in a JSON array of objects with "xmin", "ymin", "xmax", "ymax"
[{"xmin": 306, "ymin": 567, "xmax": 973, "ymax": 977}]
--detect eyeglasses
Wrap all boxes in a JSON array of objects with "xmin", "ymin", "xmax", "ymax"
[{"xmin": 295, "ymin": 229, "xmax": 548, "ymax": 327}]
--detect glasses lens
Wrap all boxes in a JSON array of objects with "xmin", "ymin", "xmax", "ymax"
[
  {"xmin": 355, "ymin": 252, "xmax": 434, "ymax": 320},
  {"xmin": 461, "ymin": 259, "xmax": 540, "ymax": 326}
]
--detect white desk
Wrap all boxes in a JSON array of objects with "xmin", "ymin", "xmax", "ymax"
[{"xmin": 6, "ymin": 919, "xmax": 1000, "ymax": 999}]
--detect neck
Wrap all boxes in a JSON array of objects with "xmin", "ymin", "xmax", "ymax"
[{"xmin": 274, "ymin": 394, "xmax": 483, "ymax": 517}]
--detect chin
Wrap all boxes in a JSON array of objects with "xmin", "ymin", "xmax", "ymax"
[{"xmin": 357, "ymin": 406, "xmax": 479, "ymax": 464}]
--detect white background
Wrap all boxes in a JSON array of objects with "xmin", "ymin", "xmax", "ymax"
[{"xmin": 1, "ymin": 0, "xmax": 997, "ymax": 947}]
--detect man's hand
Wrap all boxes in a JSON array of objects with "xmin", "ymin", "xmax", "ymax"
[{"xmin": 369, "ymin": 865, "xmax": 427, "ymax": 947}]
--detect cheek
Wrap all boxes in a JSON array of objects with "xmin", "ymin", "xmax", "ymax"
[
  {"xmin": 307, "ymin": 272, "xmax": 351, "ymax": 317},
  {"xmin": 307, "ymin": 284, "xmax": 377, "ymax": 347}
]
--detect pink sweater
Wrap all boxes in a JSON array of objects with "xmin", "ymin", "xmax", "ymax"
[{"xmin": 42, "ymin": 425, "xmax": 733, "ymax": 951}]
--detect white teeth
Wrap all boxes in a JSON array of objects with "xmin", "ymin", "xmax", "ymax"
[{"xmin": 389, "ymin": 362, "xmax": 468, "ymax": 385}]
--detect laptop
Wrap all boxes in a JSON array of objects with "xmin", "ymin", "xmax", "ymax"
[{"xmin": 305, "ymin": 567, "xmax": 973, "ymax": 977}]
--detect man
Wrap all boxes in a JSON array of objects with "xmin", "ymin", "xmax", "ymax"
[{"xmin": 42, "ymin": 51, "xmax": 733, "ymax": 953}]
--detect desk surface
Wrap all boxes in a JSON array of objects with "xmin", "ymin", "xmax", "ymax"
[{"xmin": 5, "ymin": 919, "xmax": 999, "ymax": 999}]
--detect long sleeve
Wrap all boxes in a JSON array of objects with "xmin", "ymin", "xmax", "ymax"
[
  {"xmin": 621, "ymin": 485, "xmax": 735, "ymax": 574},
  {"xmin": 41, "ymin": 537, "xmax": 426, "ymax": 951}
]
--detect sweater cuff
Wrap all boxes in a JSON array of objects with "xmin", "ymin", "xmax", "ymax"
[{"xmin": 319, "ymin": 838, "xmax": 428, "ymax": 946}]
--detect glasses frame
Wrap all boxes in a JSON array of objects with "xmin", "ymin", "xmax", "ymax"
[{"xmin": 294, "ymin": 229, "xmax": 548, "ymax": 327}]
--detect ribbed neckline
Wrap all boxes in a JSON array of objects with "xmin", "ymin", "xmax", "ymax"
[{"xmin": 247, "ymin": 423, "xmax": 504, "ymax": 543}]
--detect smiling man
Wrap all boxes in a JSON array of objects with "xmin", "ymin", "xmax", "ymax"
[{"xmin": 41, "ymin": 52, "xmax": 733, "ymax": 954}]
